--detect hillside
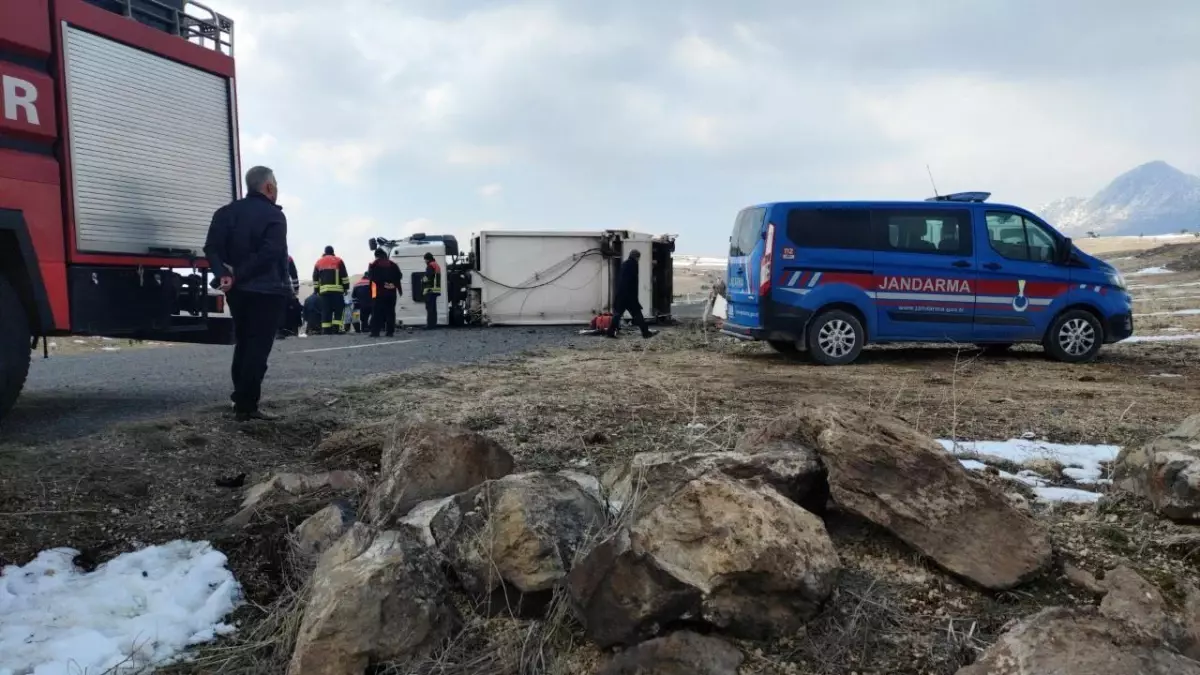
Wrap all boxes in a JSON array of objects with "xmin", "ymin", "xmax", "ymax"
[{"xmin": 1041, "ymin": 161, "xmax": 1200, "ymax": 237}]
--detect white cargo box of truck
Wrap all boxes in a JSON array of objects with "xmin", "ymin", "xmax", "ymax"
[{"xmin": 469, "ymin": 230, "xmax": 675, "ymax": 326}]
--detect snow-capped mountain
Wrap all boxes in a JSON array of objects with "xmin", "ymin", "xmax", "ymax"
[{"xmin": 1039, "ymin": 161, "xmax": 1200, "ymax": 236}]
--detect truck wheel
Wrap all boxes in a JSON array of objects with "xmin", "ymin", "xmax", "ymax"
[
  {"xmin": 806, "ymin": 309, "xmax": 865, "ymax": 366},
  {"xmin": 1044, "ymin": 309, "xmax": 1103, "ymax": 363},
  {"xmin": 0, "ymin": 275, "xmax": 32, "ymax": 421}
]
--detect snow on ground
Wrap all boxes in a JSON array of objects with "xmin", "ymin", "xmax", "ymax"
[
  {"xmin": 942, "ymin": 438, "xmax": 1122, "ymax": 505},
  {"xmin": 674, "ymin": 255, "xmax": 727, "ymax": 269},
  {"xmin": 1131, "ymin": 266, "xmax": 1173, "ymax": 276},
  {"xmin": 0, "ymin": 541, "xmax": 241, "ymax": 675},
  {"xmin": 1123, "ymin": 333, "xmax": 1200, "ymax": 343},
  {"xmin": 1134, "ymin": 308, "xmax": 1200, "ymax": 317},
  {"xmin": 1129, "ymin": 280, "xmax": 1200, "ymax": 291}
]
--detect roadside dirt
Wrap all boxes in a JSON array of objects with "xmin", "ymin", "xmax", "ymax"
[{"xmin": 5, "ymin": 244, "xmax": 1200, "ymax": 674}]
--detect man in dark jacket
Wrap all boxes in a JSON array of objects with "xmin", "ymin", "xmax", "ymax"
[
  {"xmin": 366, "ymin": 248, "xmax": 403, "ymax": 337},
  {"xmin": 277, "ymin": 255, "xmax": 301, "ymax": 339},
  {"xmin": 203, "ymin": 165, "xmax": 290, "ymax": 421},
  {"xmin": 605, "ymin": 249, "xmax": 657, "ymax": 339},
  {"xmin": 313, "ymin": 246, "xmax": 350, "ymax": 334},
  {"xmin": 303, "ymin": 292, "xmax": 322, "ymax": 336}
]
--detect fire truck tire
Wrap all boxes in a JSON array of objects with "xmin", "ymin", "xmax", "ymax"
[{"xmin": 0, "ymin": 274, "xmax": 31, "ymax": 421}]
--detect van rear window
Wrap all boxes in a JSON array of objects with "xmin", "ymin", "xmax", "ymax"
[
  {"xmin": 786, "ymin": 208, "xmax": 872, "ymax": 250},
  {"xmin": 729, "ymin": 207, "xmax": 766, "ymax": 257}
]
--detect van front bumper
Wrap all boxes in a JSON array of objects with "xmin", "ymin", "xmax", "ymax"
[{"xmin": 1107, "ymin": 312, "xmax": 1134, "ymax": 343}]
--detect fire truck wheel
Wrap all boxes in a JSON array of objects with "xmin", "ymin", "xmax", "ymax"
[{"xmin": 0, "ymin": 274, "xmax": 31, "ymax": 421}]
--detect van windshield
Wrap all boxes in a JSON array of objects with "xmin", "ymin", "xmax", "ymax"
[{"xmin": 729, "ymin": 207, "xmax": 766, "ymax": 257}]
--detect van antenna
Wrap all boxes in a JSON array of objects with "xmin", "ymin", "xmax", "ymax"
[{"xmin": 926, "ymin": 164, "xmax": 940, "ymax": 198}]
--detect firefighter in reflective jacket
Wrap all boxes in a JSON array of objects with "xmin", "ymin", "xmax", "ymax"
[
  {"xmin": 421, "ymin": 252, "xmax": 442, "ymax": 329},
  {"xmin": 313, "ymin": 245, "xmax": 350, "ymax": 334},
  {"xmin": 350, "ymin": 275, "xmax": 372, "ymax": 333},
  {"xmin": 367, "ymin": 248, "xmax": 402, "ymax": 337}
]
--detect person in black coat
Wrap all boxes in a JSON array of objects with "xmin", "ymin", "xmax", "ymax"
[
  {"xmin": 203, "ymin": 165, "xmax": 290, "ymax": 421},
  {"xmin": 366, "ymin": 248, "xmax": 403, "ymax": 337},
  {"xmin": 605, "ymin": 249, "xmax": 657, "ymax": 339},
  {"xmin": 303, "ymin": 292, "xmax": 322, "ymax": 335}
]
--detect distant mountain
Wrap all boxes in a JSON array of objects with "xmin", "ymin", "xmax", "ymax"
[{"xmin": 1039, "ymin": 161, "xmax": 1200, "ymax": 236}]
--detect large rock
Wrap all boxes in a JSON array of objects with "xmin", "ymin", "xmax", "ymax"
[
  {"xmin": 364, "ymin": 421, "xmax": 514, "ymax": 525},
  {"xmin": 1100, "ymin": 566, "xmax": 1171, "ymax": 640},
  {"xmin": 431, "ymin": 472, "xmax": 605, "ymax": 616},
  {"xmin": 597, "ymin": 631, "xmax": 743, "ymax": 675},
  {"xmin": 603, "ymin": 447, "xmax": 828, "ymax": 517},
  {"xmin": 1113, "ymin": 414, "xmax": 1200, "ymax": 522},
  {"xmin": 227, "ymin": 471, "xmax": 367, "ymax": 528},
  {"xmin": 740, "ymin": 403, "xmax": 1051, "ymax": 590},
  {"xmin": 956, "ymin": 607, "xmax": 1200, "ymax": 675},
  {"xmin": 568, "ymin": 472, "xmax": 839, "ymax": 648},
  {"xmin": 288, "ymin": 527, "xmax": 459, "ymax": 675},
  {"xmin": 293, "ymin": 501, "xmax": 355, "ymax": 562}
]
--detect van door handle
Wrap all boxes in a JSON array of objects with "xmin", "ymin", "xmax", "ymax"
[
  {"xmin": 983, "ymin": 263, "xmax": 1002, "ymax": 271},
  {"xmin": 951, "ymin": 260, "xmax": 971, "ymax": 268}
]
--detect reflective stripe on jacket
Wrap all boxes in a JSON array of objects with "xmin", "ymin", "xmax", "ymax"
[
  {"xmin": 422, "ymin": 261, "xmax": 442, "ymax": 295},
  {"xmin": 313, "ymin": 254, "xmax": 349, "ymax": 294}
]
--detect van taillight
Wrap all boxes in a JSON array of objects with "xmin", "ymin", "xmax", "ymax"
[{"xmin": 759, "ymin": 222, "xmax": 775, "ymax": 296}]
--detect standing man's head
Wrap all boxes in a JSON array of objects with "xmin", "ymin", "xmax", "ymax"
[
  {"xmin": 324, "ymin": 245, "xmax": 335, "ymax": 256},
  {"xmin": 424, "ymin": 252, "xmax": 435, "ymax": 265},
  {"xmin": 245, "ymin": 166, "xmax": 277, "ymax": 202},
  {"xmin": 629, "ymin": 249, "xmax": 641, "ymax": 260},
  {"xmin": 374, "ymin": 248, "xmax": 387, "ymax": 260}
]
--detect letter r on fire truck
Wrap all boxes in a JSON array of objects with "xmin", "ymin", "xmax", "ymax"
[{"xmin": 2, "ymin": 74, "xmax": 39, "ymax": 126}]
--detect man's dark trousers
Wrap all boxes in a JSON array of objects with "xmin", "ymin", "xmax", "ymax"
[
  {"xmin": 608, "ymin": 302, "xmax": 652, "ymax": 337},
  {"xmin": 228, "ymin": 290, "xmax": 286, "ymax": 414},
  {"xmin": 370, "ymin": 292, "xmax": 397, "ymax": 336},
  {"xmin": 425, "ymin": 293, "xmax": 439, "ymax": 328},
  {"xmin": 320, "ymin": 291, "xmax": 345, "ymax": 333}
]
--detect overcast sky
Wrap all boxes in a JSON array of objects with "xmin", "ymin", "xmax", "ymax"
[{"xmin": 219, "ymin": 0, "xmax": 1200, "ymax": 271}]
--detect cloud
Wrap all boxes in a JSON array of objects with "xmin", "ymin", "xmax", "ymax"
[
  {"xmin": 478, "ymin": 183, "xmax": 503, "ymax": 198},
  {"xmin": 217, "ymin": 0, "xmax": 1200, "ymax": 255}
]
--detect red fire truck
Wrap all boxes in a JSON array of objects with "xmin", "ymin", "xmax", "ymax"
[{"xmin": 0, "ymin": 0, "xmax": 237, "ymax": 421}]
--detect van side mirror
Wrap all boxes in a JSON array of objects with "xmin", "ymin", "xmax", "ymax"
[
  {"xmin": 1057, "ymin": 237, "xmax": 1073, "ymax": 265},
  {"xmin": 368, "ymin": 238, "xmax": 378, "ymax": 251}
]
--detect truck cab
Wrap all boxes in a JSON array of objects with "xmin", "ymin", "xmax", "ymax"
[{"xmin": 0, "ymin": 0, "xmax": 238, "ymax": 419}]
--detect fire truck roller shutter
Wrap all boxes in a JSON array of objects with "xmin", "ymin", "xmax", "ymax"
[{"xmin": 63, "ymin": 26, "xmax": 235, "ymax": 256}]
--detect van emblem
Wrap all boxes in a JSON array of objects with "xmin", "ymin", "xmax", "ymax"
[{"xmin": 1012, "ymin": 280, "xmax": 1029, "ymax": 312}]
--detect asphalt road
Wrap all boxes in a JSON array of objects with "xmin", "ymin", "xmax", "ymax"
[{"xmin": 2, "ymin": 326, "xmax": 585, "ymax": 443}]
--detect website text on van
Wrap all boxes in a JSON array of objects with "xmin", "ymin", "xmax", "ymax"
[{"xmin": 722, "ymin": 192, "xmax": 1133, "ymax": 365}]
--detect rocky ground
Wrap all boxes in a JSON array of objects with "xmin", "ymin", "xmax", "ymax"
[{"xmin": 2, "ymin": 319, "xmax": 1200, "ymax": 674}]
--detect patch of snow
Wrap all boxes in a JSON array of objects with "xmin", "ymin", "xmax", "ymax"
[
  {"xmin": 939, "ymin": 438, "xmax": 1119, "ymax": 484},
  {"xmin": 570, "ymin": 458, "xmax": 592, "ymax": 468},
  {"xmin": 1033, "ymin": 487, "xmax": 1103, "ymax": 504},
  {"xmin": 686, "ymin": 422, "xmax": 708, "ymax": 430},
  {"xmin": 1132, "ymin": 266, "xmax": 1173, "ymax": 276},
  {"xmin": 73, "ymin": 340, "xmax": 86, "ymax": 345},
  {"xmin": 0, "ymin": 541, "xmax": 241, "ymax": 675},
  {"xmin": 101, "ymin": 346, "xmax": 121, "ymax": 352},
  {"xmin": 1149, "ymin": 373, "xmax": 1183, "ymax": 378},
  {"xmin": 1122, "ymin": 333, "xmax": 1200, "ymax": 343},
  {"xmin": 958, "ymin": 459, "xmax": 988, "ymax": 471},
  {"xmin": 957, "ymin": 459, "xmax": 1050, "ymax": 487},
  {"xmin": 607, "ymin": 500, "xmax": 624, "ymax": 517},
  {"xmin": 1129, "ymin": 281, "xmax": 1200, "ymax": 290}
]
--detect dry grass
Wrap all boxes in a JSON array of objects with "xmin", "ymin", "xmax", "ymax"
[{"xmin": 5, "ymin": 289, "xmax": 1200, "ymax": 673}]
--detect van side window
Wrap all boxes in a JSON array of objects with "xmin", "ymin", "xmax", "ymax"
[
  {"xmin": 874, "ymin": 209, "xmax": 972, "ymax": 256},
  {"xmin": 729, "ymin": 207, "xmax": 767, "ymax": 257},
  {"xmin": 786, "ymin": 208, "xmax": 872, "ymax": 250},
  {"xmin": 986, "ymin": 212, "xmax": 1058, "ymax": 263}
]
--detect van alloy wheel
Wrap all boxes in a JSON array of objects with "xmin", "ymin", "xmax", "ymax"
[
  {"xmin": 818, "ymin": 319, "xmax": 856, "ymax": 359},
  {"xmin": 1058, "ymin": 318, "xmax": 1096, "ymax": 357}
]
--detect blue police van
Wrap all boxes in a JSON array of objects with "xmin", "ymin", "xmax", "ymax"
[{"xmin": 722, "ymin": 192, "xmax": 1133, "ymax": 365}]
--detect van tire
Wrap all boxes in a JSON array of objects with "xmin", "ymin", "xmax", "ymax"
[
  {"xmin": 806, "ymin": 310, "xmax": 865, "ymax": 366},
  {"xmin": 1044, "ymin": 309, "xmax": 1103, "ymax": 363},
  {"xmin": 0, "ymin": 274, "xmax": 32, "ymax": 421},
  {"xmin": 768, "ymin": 339, "xmax": 800, "ymax": 356}
]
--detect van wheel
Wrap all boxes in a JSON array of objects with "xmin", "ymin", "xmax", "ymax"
[
  {"xmin": 1044, "ymin": 309, "xmax": 1103, "ymax": 363},
  {"xmin": 0, "ymin": 275, "xmax": 32, "ymax": 421},
  {"xmin": 768, "ymin": 339, "xmax": 799, "ymax": 356},
  {"xmin": 806, "ymin": 310, "xmax": 865, "ymax": 366}
]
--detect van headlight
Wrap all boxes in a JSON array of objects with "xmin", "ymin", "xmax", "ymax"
[{"xmin": 1108, "ymin": 271, "xmax": 1126, "ymax": 290}]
